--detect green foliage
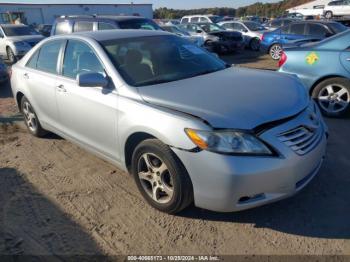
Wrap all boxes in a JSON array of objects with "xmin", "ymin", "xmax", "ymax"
[{"xmin": 154, "ymin": 0, "xmax": 313, "ymax": 19}]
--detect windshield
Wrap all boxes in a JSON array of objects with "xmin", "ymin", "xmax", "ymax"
[
  {"xmin": 2, "ymin": 26, "xmax": 40, "ymax": 36},
  {"xmin": 328, "ymin": 22, "xmax": 348, "ymax": 34},
  {"xmin": 162, "ymin": 26, "xmax": 190, "ymax": 36},
  {"xmin": 118, "ymin": 19, "xmax": 162, "ymax": 31},
  {"xmin": 199, "ymin": 23, "xmax": 224, "ymax": 33},
  {"xmin": 101, "ymin": 35, "xmax": 227, "ymax": 87},
  {"xmin": 244, "ymin": 21, "xmax": 265, "ymax": 31},
  {"xmin": 209, "ymin": 16, "xmax": 222, "ymax": 23}
]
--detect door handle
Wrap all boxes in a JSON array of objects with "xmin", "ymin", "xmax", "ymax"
[
  {"xmin": 56, "ymin": 84, "xmax": 67, "ymax": 93},
  {"xmin": 23, "ymin": 73, "xmax": 29, "ymax": 80}
]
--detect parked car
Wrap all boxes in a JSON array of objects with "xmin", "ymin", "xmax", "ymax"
[
  {"xmin": 218, "ymin": 20, "xmax": 267, "ymax": 51},
  {"xmin": 264, "ymin": 18, "xmax": 295, "ymax": 31},
  {"xmin": 161, "ymin": 25, "xmax": 204, "ymax": 47},
  {"xmin": 11, "ymin": 30, "xmax": 328, "ymax": 214},
  {"xmin": 179, "ymin": 23, "xmax": 244, "ymax": 54},
  {"xmin": 51, "ymin": 15, "xmax": 162, "ymax": 36},
  {"xmin": 36, "ymin": 24, "xmax": 52, "ymax": 37},
  {"xmin": 324, "ymin": 0, "xmax": 350, "ymax": 19},
  {"xmin": 279, "ymin": 30, "xmax": 350, "ymax": 117},
  {"xmin": 0, "ymin": 24, "xmax": 44, "ymax": 63},
  {"xmin": 180, "ymin": 15, "xmax": 222, "ymax": 24},
  {"xmin": 261, "ymin": 20, "xmax": 347, "ymax": 60},
  {"xmin": 0, "ymin": 57, "xmax": 8, "ymax": 83}
]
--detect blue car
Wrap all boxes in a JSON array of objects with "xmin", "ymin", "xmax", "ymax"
[
  {"xmin": 261, "ymin": 20, "xmax": 347, "ymax": 60},
  {"xmin": 279, "ymin": 29, "xmax": 350, "ymax": 117}
]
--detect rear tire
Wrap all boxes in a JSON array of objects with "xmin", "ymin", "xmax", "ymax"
[
  {"xmin": 325, "ymin": 11, "xmax": 333, "ymax": 19},
  {"xmin": 131, "ymin": 139, "xmax": 193, "ymax": 214},
  {"xmin": 6, "ymin": 47, "xmax": 17, "ymax": 64},
  {"xmin": 249, "ymin": 38, "xmax": 260, "ymax": 51},
  {"xmin": 20, "ymin": 96, "xmax": 47, "ymax": 137},
  {"xmin": 312, "ymin": 77, "xmax": 350, "ymax": 117},
  {"xmin": 269, "ymin": 44, "xmax": 282, "ymax": 60}
]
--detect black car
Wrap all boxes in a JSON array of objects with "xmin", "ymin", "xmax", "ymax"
[
  {"xmin": 51, "ymin": 15, "xmax": 162, "ymax": 36},
  {"xmin": 179, "ymin": 23, "xmax": 244, "ymax": 54}
]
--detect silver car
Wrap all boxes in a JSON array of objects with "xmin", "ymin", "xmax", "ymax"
[
  {"xmin": 11, "ymin": 30, "xmax": 328, "ymax": 214},
  {"xmin": 218, "ymin": 21, "xmax": 267, "ymax": 51},
  {"xmin": 0, "ymin": 24, "xmax": 44, "ymax": 63}
]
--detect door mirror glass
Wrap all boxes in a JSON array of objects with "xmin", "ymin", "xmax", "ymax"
[
  {"xmin": 77, "ymin": 72, "xmax": 108, "ymax": 87},
  {"xmin": 196, "ymin": 29, "xmax": 203, "ymax": 33}
]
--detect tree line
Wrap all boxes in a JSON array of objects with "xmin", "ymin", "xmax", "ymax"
[{"xmin": 154, "ymin": 0, "xmax": 312, "ymax": 19}]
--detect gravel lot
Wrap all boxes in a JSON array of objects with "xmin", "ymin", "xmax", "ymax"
[{"xmin": 0, "ymin": 51, "xmax": 349, "ymax": 257}]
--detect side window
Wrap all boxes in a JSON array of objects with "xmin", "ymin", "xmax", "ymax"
[
  {"xmin": 235, "ymin": 24, "xmax": 246, "ymax": 31},
  {"xmin": 191, "ymin": 17, "xmax": 200, "ymax": 23},
  {"xmin": 182, "ymin": 18, "xmax": 189, "ymax": 23},
  {"xmin": 55, "ymin": 21, "xmax": 70, "ymax": 35},
  {"xmin": 199, "ymin": 17, "xmax": 209, "ymax": 22},
  {"xmin": 26, "ymin": 49, "xmax": 40, "ymax": 69},
  {"xmin": 0, "ymin": 29, "xmax": 4, "ymax": 38},
  {"xmin": 98, "ymin": 22, "xmax": 116, "ymax": 30},
  {"xmin": 73, "ymin": 21, "xmax": 94, "ymax": 33},
  {"xmin": 281, "ymin": 25, "xmax": 290, "ymax": 34},
  {"xmin": 289, "ymin": 23, "xmax": 305, "ymax": 35},
  {"xmin": 36, "ymin": 41, "xmax": 63, "ymax": 74},
  {"xmin": 308, "ymin": 24, "xmax": 328, "ymax": 37},
  {"xmin": 222, "ymin": 23, "xmax": 234, "ymax": 29},
  {"xmin": 62, "ymin": 40, "xmax": 104, "ymax": 79}
]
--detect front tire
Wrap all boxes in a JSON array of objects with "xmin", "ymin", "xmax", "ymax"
[
  {"xmin": 21, "ymin": 96, "xmax": 47, "ymax": 137},
  {"xmin": 269, "ymin": 44, "xmax": 283, "ymax": 60},
  {"xmin": 7, "ymin": 47, "xmax": 17, "ymax": 64},
  {"xmin": 131, "ymin": 139, "xmax": 193, "ymax": 214},
  {"xmin": 312, "ymin": 78, "xmax": 350, "ymax": 117}
]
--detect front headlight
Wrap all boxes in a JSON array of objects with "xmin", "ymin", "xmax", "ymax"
[{"xmin": 185, "ymin": 129, "xmax": 273, "ymax": 155}]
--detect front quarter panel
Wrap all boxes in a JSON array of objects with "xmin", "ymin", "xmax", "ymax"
[{"xmin": 117, "ymin": 94, "xmax": 211, "ymax": 165}]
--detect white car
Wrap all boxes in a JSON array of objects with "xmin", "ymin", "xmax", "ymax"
[
  {"xmin": 218, "ymin": 21, "xmax": 267, "ymax": 51},
  {"xmin": 180, "ymin": 15, "xmax": 222, "ymax": 24},
  {"xmin": 324, "ymin": 0, "xmax": 350, "ymax": 19},
  {"xmin": 0, "ymin": 24, "xmax": 44, "ymax": 63},
  {"xmin": 161, "ymin": 25, "xmax": 205, "ymax": 47}
]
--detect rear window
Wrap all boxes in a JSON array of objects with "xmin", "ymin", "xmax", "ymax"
[
  {"xmin": 73, "ymin": 21, "xmax": 94, "ymax": 33},
  {"xmin": 55, "ymin": 21, "xmax": 71, "ymax": 35},
  {"xmin": 328, "ymin": 22, "xmax": 348, "ymax": 33},
  {"xmin": 290, "ymin": 23, "xmax": 305, "ymax": 35},
  {"xmin": 308, "ymin": 24, "xmax": 328, "ymax": 37}
]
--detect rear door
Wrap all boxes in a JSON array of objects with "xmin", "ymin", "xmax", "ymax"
[
  {"xmin": 55, "ymin": 39, "xmax": 119, "ymax": 160},
  {"xmin": 21, "ymin": 40, "xmax": 64, "ymax": 128}
]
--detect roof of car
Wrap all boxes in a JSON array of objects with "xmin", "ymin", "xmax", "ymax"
[
  {"xmin": 290, "ymin": 20, "xmax": 341, "ymax": 25},
  {"xmin": 55, "ymin": 15, "xmax": 147, "ymax": 22},
  {"xmin": 57, "ymin": 29, "xmax": 170, "ymax": 42}
]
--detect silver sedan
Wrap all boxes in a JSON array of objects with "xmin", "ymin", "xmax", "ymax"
[{"xmin": 11, "ymin": 30, "xmax": 328, "ymax": 214}]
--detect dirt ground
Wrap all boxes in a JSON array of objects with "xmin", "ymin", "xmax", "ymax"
[{"xmin": 0, "ymin": 52, "xmax": 349, "ymax": 257}]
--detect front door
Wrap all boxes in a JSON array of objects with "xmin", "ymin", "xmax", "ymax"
[{"xmin": 55, "ymin": 40, "xmax": 119, "ymax": 161}]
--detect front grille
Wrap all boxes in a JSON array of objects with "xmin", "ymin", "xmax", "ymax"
[{"xmin": 278, "ymin": 125, "xmax": 323, "ymax": 155}]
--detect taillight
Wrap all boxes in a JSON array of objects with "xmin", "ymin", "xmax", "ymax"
[
  {"xmin": 278, "ymin": 52, "xmax": 287, "ymax": 67},
  {"xmin": 260, "ymin": 33, "xmax": 265, "ymax": 41}
]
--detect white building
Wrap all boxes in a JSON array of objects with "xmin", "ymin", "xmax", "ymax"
[
  {"xmin": 287, "ymin": 0, "xmax": 330, "ymax": 16},
  {"xmin": 0, "ymin": 2, "xmax": 153, "ymax": 25}
]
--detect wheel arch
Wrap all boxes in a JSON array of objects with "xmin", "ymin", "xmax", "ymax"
[
  {"xmin": 124, "ymin": 132, "xmax": 157, "ymax": 173},
  {"xmin": 16, "ymin": 91, "xmax": 25, "ymax": 111},
  {"xmin": 309, "ymin": 75, "xmax": 347, "ymax": 96}
]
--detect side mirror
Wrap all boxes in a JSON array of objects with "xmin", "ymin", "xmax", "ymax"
[
  {"xmin": 243, "ymin": 29, "xmax": 248, "ymax": 33},
  {"xmin": 77, "ymin": 72, "xmax": 109, "ymax": 88},
  {"xmin": 196, "ymin": 29, "xmax": 203, "ymax": 33}
]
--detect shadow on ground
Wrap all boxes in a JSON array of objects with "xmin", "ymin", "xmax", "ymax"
[
  {"xmin": 0, "ymin": 167, "xmax": 104, "ymax": 257},
  {"xmin": 0, "ymin": 80, "xmax": 12, "ymax": 99},
  {"xmin": 180, "ymin": 118, "xmax": 350, "ymax": 240}
]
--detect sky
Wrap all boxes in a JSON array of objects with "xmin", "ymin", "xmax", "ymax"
[{"xmin": 4, "ymin": 0, "xmax": 281, "ymax": 9}]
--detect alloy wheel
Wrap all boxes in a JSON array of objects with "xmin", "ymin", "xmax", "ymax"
[
  {"xmin": 270, "ymin": 44, "xmax": 282, "ymax": 60},
  {"xmin": 22, "ymin": 101, "xmax": 38, "ymax": 133},
  {"xmin": 318, "ymin": 84, "xmax": 350, "ymax": 114},
  {"xmin": 137, "ymin": 153, "xmax": 174, "ymax": 204}
]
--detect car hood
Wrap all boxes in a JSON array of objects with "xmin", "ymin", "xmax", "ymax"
[
  {"xmin": 6, "ymin": 35, "xmax": 44, "ymax": 43},
  {"xmin": 138, "ymin": 67, "xmax": 309, "ymax": 130}
]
